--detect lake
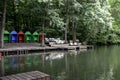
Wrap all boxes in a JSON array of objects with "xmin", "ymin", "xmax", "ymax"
[{"xmin": 1, "ymin": 45, "xmax": 120, "ymax": 80}]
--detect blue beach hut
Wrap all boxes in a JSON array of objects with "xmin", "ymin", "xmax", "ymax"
[{"xmin": 10, "ymin": 30, "xmax": 18, "ymax": 43}]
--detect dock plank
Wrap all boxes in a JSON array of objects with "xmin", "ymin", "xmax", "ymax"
[
  {"xmin": 21, "ymin": 73, "xmax": 36, "ymax": 80},
  {"xmin": 0, "ymin": 71, "xmax": 50, "ymax": 80},
  {"xmin": 32, "ymin": 71, "xmax": 50, "ymax": 80},
  {"xmin": 0, "ymin": 77, "xmax": 9, "ymax": 80},
  {"xmin": 6, "ymin": 76, "xmax": 17, "ymax": 80},
  {"xmin": 26, "ymin": 71, "xmax": 49, "ymax": 80},
  {"xmin": 15, "ymin": 74, "xmax": 31, "ymax": 80},
  {"xmin": 11, "ymin": 75, "xmax": 26, "ymax": 80}
]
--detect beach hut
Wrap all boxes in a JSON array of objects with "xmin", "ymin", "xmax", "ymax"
[
  {"xmin": 39, "ymin": 33, "xmax": 45, "ymax": 43},
  {"xmin": 32, "ymin": 32, "xmax": 39, "ymax": 42},
  {"xmin": 25, "ymin": 31, "xmax": 32, "ymax": 42},
  {"xmin": 4, "ymin": 30, "xmax": 10, "ymax": 43},
  {"xmin": 18, "ymin": 31, "xmax": 24, "ymax": 43},
  {"xmin": 10, "ymin": 30, "xmax": 18, "ymax": 43}
]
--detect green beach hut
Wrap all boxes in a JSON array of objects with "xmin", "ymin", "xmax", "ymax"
[
  {"xmin": 32, "ymin": 32, "xmax": 39, "ymax": 42},
  {"xmin": 4, "ymin": 30, "xmax": 10, "ymax": 42},
  {"xmin": 25, "ymin": 31, "xmax": 32, "ymax": 42}
]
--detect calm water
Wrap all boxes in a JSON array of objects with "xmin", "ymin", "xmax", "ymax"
[{"xmin": 1, "ymin": 46, "xmax": 120, "ymax": 80}]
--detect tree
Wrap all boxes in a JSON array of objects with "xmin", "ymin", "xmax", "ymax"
[
  {"xmin": 70, "ymin": 0, "xmax": 81, "ymax": 42},
  {"xmin": 77, "ymin": 0, "xmax": 113, "ymax": 44},
  {"xmin": 0, "ymin": 0, "xmax": 7, "ymax": 48},
  {"xmin": 64, "ymin": 0, "xmax": 69, "ymax": 43},
  {"xmin": 0, "ymin": 0, "xmax": 116, "ymax": 46}
]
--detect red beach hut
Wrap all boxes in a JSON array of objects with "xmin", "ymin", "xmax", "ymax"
[
  {"xmin": 18, "ymin": 31, "xmax": 24, "ymax": 43},
  {"xmin": 39, "ymin": 33, "xmax": 45, "ymax": 43}
]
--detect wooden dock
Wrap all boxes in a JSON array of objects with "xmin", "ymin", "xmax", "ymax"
[
  {"xmin": 0, "ymin": 43, "xmax": 93, "ymax": 56},
  {"xmin": 0, "ymin": 71, "xmax": 50, "ymax": 80}
]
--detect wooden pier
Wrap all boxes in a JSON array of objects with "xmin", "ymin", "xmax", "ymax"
[
  {"xmin": 0, "ymin": 43, "xmax": 93, "ymax": 56},
  {"xmin": 0, "ymin": 71, "xmax": 50, "ymax": 80}
]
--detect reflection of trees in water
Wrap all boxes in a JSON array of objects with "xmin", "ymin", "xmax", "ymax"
[
  {"xmin": 44, "ymin": 51, "xmax": 67, "ymax": 80},
  {"xmin": 4, "ymin": 57, "xmax": 10, "ymax": 70},
  {"xmin": 25, "ymin": 55, "xmax": 32, "ymax": 67},
  {"xmin": 96, "ymin": 67, "xmax": 114, "ymax": 80},
  {"xmin": 3, "ymin": 46, "xmax": 120, "ymax": 80},
  {"xmin": 56, "ymin": 72, "xmax": 66, "ymax": 80}
]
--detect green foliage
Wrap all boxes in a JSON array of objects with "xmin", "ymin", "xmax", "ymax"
[{"xmin": 2, "ymin": 0, "xmax": 120, "ymax": 45}]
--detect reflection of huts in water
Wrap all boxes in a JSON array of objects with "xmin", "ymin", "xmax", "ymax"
[
  {"xmin": 25, "ymin": 55, "xmax": 32, "ymax": 67},
  {"xmin": 32, "ymin": 55, "xmax": 39, "ymax": 65},
  {"xmin": 10, "ymin": 57, "xmax": 19, "ymax": 69},
  {"xmin": 19, "ymin": 56, "xmax": 25, "ymax": 68},
  {"xmin": 4, "ymin": 57, "xmax": 10, "ymax": 70}
]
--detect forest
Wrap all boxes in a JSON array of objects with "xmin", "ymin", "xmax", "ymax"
[{"xmin": 0, "ymin": 0, "xmax": 120, "ymax": 48}]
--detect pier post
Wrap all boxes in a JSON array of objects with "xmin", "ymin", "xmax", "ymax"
[
  {"xmin": 65, "ymin": 52, "xmax": 68, "ymax": 71},
  {"xmin": 1, "ymin": 55, "xmax": 5, "ymax": 76}
]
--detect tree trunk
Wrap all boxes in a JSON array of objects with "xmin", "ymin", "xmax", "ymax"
[
  {"xmin": 12, "ymin": 0, "xmax": 17, "ymax": 31},
  {"xmin": 0, "ymin": 0, "xmax": 7, "ymax": 48},
  {"xmin": 72, "ymin": 19, "xmax": 76, "ymax": 43},
  {"xmin": 64, "ymin": 0, "xmax": 69, "ymax": 44},
  {"xmin": 65, "ymin": 18, "xmax": 69, "ymax": 43},
  {"xmin": 42, "ymin": 17, "xmax": 45, "ymax": 46}
]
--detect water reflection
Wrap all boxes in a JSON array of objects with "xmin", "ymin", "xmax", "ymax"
[
  {"xmin": 96, "ymin": 67, "xmax": 114, "ymax": 80},
  {"xmin": 10, "ymin": 57, "xmax": 18, "ymax": 69},
  {"xmin": 19, "ymin": 56, "xmax": 25, "ymax": 68},
  {"xmin": 46, "ymin": 52, "xmax": 64, "ymax": 60},
  {"xmin": 68, "ymin": 50, "xmax": 78, "ymax": 56},
  {"xmin": 1, "ymin": 46, "xmax": 120, "ymax": 80}
]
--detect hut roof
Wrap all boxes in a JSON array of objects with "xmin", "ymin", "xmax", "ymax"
[
  {"xmin": 10, "ymin": 30, "xmax": 17, "ymax": 35},
  {"xmin": 4, "ymin": 30, "xmax": 9, "ymax": 34},
  {"xmin": 33, "ymin": 32, "xmax": 38, "ymax": 35},
  {"xmin": 25, "ymin": 31, "xmax": 31, "ymax": 35},
  {"xmin": 18, "ymin": 31, "xmax": 24, "ymax": 35}
]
